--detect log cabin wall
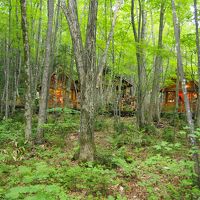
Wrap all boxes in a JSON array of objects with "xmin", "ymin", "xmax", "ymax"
[
  {"xmin": 48, "ymin": 73, "xmax": 80, "ymax": 108},
  {"xmin": 161, "ymin": 80, "xmax": 198, "ymax": 113},
  {"xmin": 48, "ymin": 73, "xmax": 135, "ymax": 111},
  {"xmin": 115, "ymin": 78, "xmax": 136, "ymax": 111}
]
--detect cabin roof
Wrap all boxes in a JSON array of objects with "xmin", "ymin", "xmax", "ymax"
[
  {"xmin": 114, "ymin": 76, "xmax": 133, "ymax": 87},
  {"xmin": 50, "ymin": 72, "xmax": 133, "ymax": 91},
  {"xmin": 161, "ymin": 80, "xmax": 198, "ymax": 92}
]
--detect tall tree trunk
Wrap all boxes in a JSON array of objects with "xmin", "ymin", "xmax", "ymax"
[
  {"xmin": 194, "ymin": 0, "xmax": 200, "ymax": 127},
  {"xmin": 1, "ymin": 48, "xmax": 6, "ymax": 115},
  {"xmin": 149, "ymin": 2, "xmax": 165, "ymax": 123},
  {"xmin": 131, "ymin": 0, "xmax": 146, "ymax": 128},
  {"xmin": 114, "ymin": 76, "xmax": 123, "ymax": 131},
  {"xmin": 79, "ymin": 0, "xmax": 98, "ymax": 161},
  {"xmin": 66, "ymin": 49, "xmax": 74, "ymax": 107},
  {"xmin": 5, "ymin": 0, "xmax": 12, "ymax": 119},
  {"xmin": 5, "ymin": 38, "xmax": 10, "ymax": 119},
  {"xmin": 175, "ymin": 71, "xmax": 179, "ymax": 113},
  {"xmin": 61, "ymin": 0, "xmax": 121, "ymax": 161},
  {"xmin": 12, "ymin": 56, "xmax": 21, "ymax": 114},
  {"xmin": 34, "ymin": 0, "xmax": 42, "ymax": 92},
  {"xmin": 20, "ymin": 0, "xmax": 33, "ymax": 141},
  {"xmin": 36, "ymin": 0, "xmax": 54, "ymax": 143},
  {"xmin": 12, "ymin": 0, "xmax": 21, "ymax": 114},
  {"xmin": 61, "ymin": 0, "xmax": 95, "ymax": 161},
  {"xmin": 171, "ymin": 0, "xmax": 200, "ymax": 186},
  {"xmin": 51, "ymin": 0, "xmax": 60, "ymax": 66},
  {"xmin": 79, "ymin": 73, "xmax": 96, "ymax": 161}
]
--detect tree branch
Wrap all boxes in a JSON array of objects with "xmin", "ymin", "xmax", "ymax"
[
  {"xmin": 96, "ymin": 0, "xmax": 122, "ymax": 88},
  {"xmin": 60, "ymin": 0, "xmax": 85, "ymax": 78}
]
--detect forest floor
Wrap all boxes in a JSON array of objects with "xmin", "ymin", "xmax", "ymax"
[{"xmin": 0, "ymin": 110, "xmax": 200, "ymax": 199}]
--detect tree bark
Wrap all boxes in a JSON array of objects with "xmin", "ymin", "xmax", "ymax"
[
  {"xmin": 34, "ymin": 0, "xmax": 43, "ymax": 93},
  {"xmin": 171, "ymin": 0, "xmax": 200, "ymax": 186},
  {"xmin": 61, "ymin": 0, "xmax": 122, "ymax": 161},
  {"xmin": 5, "ymin": 0, "xmax": 12, "ymax": 119},
  {"xmin": 52, "ymin": 0, "xmax": 60, "ymax": 66},
  {"xmin": 79, "ymin": 73, "xmax": 96, "ymax": 161},
  {"xmin": 194, "ymin": 0, "xmax": 200, "ymax": 127},
  {"xmin": 5, "ymin": 38, "xmax": 10, "ymax": 119},
  {"xmin": 12, "ymin": 55, "xmax": 21, "ymax": 114},
  {"xmin": 12, "ymin": 0, "xmax": 21, "ymax": 114},
  {"xmin": 20, "ymin": 0, "xmax": 33, "ymax": 141},
  {"xmin": 131, "ymin": 0, "xmax": 147, "ymax": 128},
  {"xmin": 114, "ymin": 76, "xmax": 123, "ymax": 130},
  {"xmin": 36, "ymin": 0, "xmax": 54, "ymax": 143},
  {"xmin": 1, "ymin": 46, "xmax": 6, "ymax": 115},
  {"xmin": 149, "ymin": 2, "xmax": 165, "ymax": 123}
]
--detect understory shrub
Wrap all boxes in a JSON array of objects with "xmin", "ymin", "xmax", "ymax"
[
  {"xmin": 114, "ymin": 121, "xmax": 126, "ymax": 133},
  {"xmin": 42, "ymin": 119, "xmax": 79, "ymax": 135},
  {"xmin": 57, "ymin": 164, "xmax": 117, "ymax": 196},
  {"xmin": 144, "ymin": 124, "xmax": 158, "ymax": 134},
  {"xmin": 153, "ymin": 141, "xmax": 182, "ymax": 154},
  {"xmin": 5, "ymin": 184, "xmax": 68, "ymax": 200},
  {"xmin": 1, "ymin": 159, "xmax": 118, "ymax": 199},
  {"xmin": 0, "ymin": 119, "xmax": 24, "ymax": 144},
  {"xmin": 95, "ymin": 147, "xmax": 136, "ymax": 178},
  {"xmin": 94, "ymin": 118, "xmax": 108, "ymax": 131},
  {"xmin": 47, "ymin": 107, "xmax": 80, "ymax": 115},
  {"xmin": 137, "ymin": 154, "xmax": 199, "ymax": 199},
  {"xmin": 111, "ymin": 125, "xmax": 151, "ymax": 148},
  {"xmin": 162, "ymin": 127, "xmax": 175, "ymax": 142}
]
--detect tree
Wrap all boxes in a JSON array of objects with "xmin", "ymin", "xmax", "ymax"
[
  {"xmin": 20, "ymin": 0, "xmax": 33, "ymax": 141},
  {"xmin": 131, "ymin": 0, "xmax": 147, "ymax": 128},
  {"xmin": 4, "ymin": 0, "xmax": 12, "ymax": 119},
  {"xmin": 194, "ymin": 0, "xmax": 200, "ymax": 127},
  {"xmin": 34, "ymin": 0, "xmax": 43, "ymax": 93},
  {"xmin": 149, "ymin": 1, "xmax": 165, "ymax": 123},
  {"xmin": 61, "ymin": 0, "xmax": 122, "ymax": 161},
  {"xmin": 171, "ymin": 0, "xmax": 200, "ymax": 186},
  {"xmin": 36, "ymin": 0, "xmax": 55, "ymax": 143}
]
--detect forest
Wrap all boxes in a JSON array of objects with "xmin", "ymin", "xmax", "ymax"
[{"xmin": 0, "ymin": 0, "xmax": 200, "ymax": 199}]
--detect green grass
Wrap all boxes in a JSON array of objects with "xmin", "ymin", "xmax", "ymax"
[{"xmin": 0, "ymin": 114, "xmax": 199, "ymax": 199}]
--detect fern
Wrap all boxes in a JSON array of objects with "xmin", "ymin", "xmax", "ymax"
[{"xmin": 5, "ymin": 184, "xmax": 68, "ymax": 200}]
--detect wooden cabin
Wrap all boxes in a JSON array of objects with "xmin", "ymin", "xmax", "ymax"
[
  {"xmin": 48, "ymin": 73, "xmax": 80, "ymax": 108},
  {"xmin": 48, "ymin": 72, "xmax": 135, "ymax": 111},
  {"xmin": 161, "ymin": 80, "xmax": 198, "ymax": 113},
  {"xmin": 114, "ymin": 77, "xmax": 136, "ymax": 111}
]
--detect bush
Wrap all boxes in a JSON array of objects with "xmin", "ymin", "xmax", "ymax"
[
  {"xmin": 57, "ymin": 164, "xmax": 117, "ymax": 196},
  {"xmin": 138, "ymin": 155, "xmax": 198, "ymax": 199},
  {"xmin": 0, "ymin": 119, "xmax": 24, "ymax": 144},
  {"xmin": 5, "ymin": 184, "xmax": 68, "ymax": 200},
  {"xmin": 42, "ymin": 119, "xmax": 79, "ymax": 135},
  {"xmin": 162, "ymin": 127, "xmax": 175, "ymax": 142},
  {"xmin": 47, "ymin": 107, "xmax": 80, "ymax": 115},
  {"xmin": 153, "ymin": 141, "xmax": 182, "ymax": 154},
  {"xmin": 96, "ymin": 147, "xmax": 136, "ymax": 178},
  {"xmin": 1, "ymin": 157, "xmax": 118, "ymax": 198},
  {"xmin": 114, "ymin": 121, "xmax": 126, "ymax": 133},
  {"xmin": 94, "ymin": 119, "xmax": 108, "ymax": 131},
  {"xmin": 111, "ymin": 123, "xmax": 152, "ymax": 148},
  {"xmin": 144, "ymin": 124, "xmax": 158, "ymax": 134}
]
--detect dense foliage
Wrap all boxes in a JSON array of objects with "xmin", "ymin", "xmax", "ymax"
[
  {"xmin": 0, "ymin": 0, "xmax": 200, "ymax": 199},
  {"xmin": 0, "ymin": 112, "xmax": 200, "ymax": 199}
]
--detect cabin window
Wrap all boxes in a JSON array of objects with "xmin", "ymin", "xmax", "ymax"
[
  {"xmin": 193, "ymin": 93, "xmax": 197, "ymax": 100},
  {"xmin": 167, "ymin": 91, "xmax": 175, "ymax": 103}
]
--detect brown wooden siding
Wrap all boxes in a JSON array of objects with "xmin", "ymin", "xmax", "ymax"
[{"xmin": 161, "ymin": 81, "xmax": 198, "ymax": 113}]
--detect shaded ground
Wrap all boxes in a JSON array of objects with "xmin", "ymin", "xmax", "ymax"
[{"xmin": 0, "ymin": 114, "xmax": 200, "ymax": 199}]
